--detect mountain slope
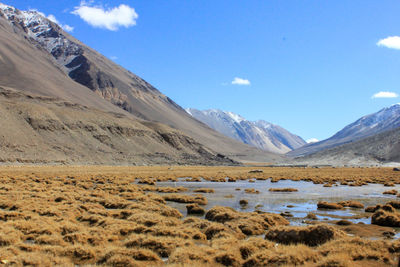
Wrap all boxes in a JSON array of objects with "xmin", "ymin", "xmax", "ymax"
[
  {"xmin": 0, "ymin": 3, "xmax": 281, "ymax": 163},
  {"xmin": 288, "ymin": 104, "xmax": 400, "ymax": 157},
  {"xmin": 186, "ymin": 108, "xmax": 306, "ymax": 154},
  {"xmin": 0, "ymin": 87, "xmax": 235, "ymax": 165},
  {"xmin": 297, "ymin": 126, "xmax": 400, "ymax": 166}
]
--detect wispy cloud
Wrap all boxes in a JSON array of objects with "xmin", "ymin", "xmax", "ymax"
[
  {"xmin": 72, "ymin": 2, "xmax": 138, "ymax": 31},
  {"xmin": 47, "ymin": 14, "xmax": 74, "ymax": 32},
  {"xmin": 371, "ymin": 91, "xmax": 399, "ymax": 99},
  {"xmin": 306, "ymin": 138, "xmax": 319, "ymax": 144},
  {"xmin": 377, "ymin": 36, "xmax": 400, "ymax": 50},
  {"xmin": 231, "ymin": 77, "xmax": 251, "ymax": 86},
  {"xmin": 62, "ymin": 25, "xmax": 74, "ymax": 32},
  {"xmin": 110, "ymin": 56, "xmax": 118, "ymax": 60}
]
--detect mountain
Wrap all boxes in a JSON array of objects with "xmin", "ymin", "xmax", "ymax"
[
  {"xmin": 186, "ymin": 108, "xmax": 306, "ymax": 154},
  {"xmin": 288, "ymin": 104, "xmax": 400, "ymax": 157},
  {"xmin": 0, "ymin": 3, "xmax": 281, "ymax": 163},
  {"xmin": 296, "ymin": 126, "xmax": 400, "ymax": 166},
  {"xmin": 0, "ymin": 87, "xmax": 235, "ymax": 165}
]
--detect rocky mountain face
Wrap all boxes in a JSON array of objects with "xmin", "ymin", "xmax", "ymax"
[
  {"xmin": 0, "ymin": 87, "xmax": 235, "ymax": 165},
  {"xmin": 186, "ymin": 109, "xmax": 306, "ymax": 154},
  {"xmin": 0, "ymin": 3, "xmax": 282, "ymax": 164},
  {"xmin": 0, "ymin": 4, "xmax": 282, "ymax": 164},
  {"xmin": 296, "ymin": 126, "xmax": 400, "ymax": 166},
  {"xmin": 288, "ymin": 104, "xmax": 400, "ymax": 157}
]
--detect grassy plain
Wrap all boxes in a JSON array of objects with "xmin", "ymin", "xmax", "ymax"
[{"xmin": 0, "ymin": 166, "xmax": 399, "ymax": 266}]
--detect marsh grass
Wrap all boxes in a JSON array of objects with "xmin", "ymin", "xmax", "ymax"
[{"xmin": 0, "ymin": 166, "xmax": 398, "ymax": 266}]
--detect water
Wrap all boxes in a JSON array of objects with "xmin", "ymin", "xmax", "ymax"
[{"xmin": 155, "ymin": 178, "xmax": 400, "ymax": 225}]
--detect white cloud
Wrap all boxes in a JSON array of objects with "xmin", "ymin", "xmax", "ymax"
[
  {"xmin": 72, "ymin": 2, "xmax": 138, "ymax": 31},
  {"xmin": 47, "ymin": 14, "xmax": 59, "ymax": 24},
  {"xmin": 110, "ymin": 56, "xmax": 118, "ymax": 60},
  {"xmin": 371, "ymin": 91, "xmax": 399, "ymax": 99},
  {"xmin": 231, "ymin": 77, "xmax": 251, "ymax": 86},
  {"xmin": 306, "ymin": 138, "xmax": 319, "ymax": 144},
  {"xmin": 377, "ymin": 36, "xmax": 400, "ymax": 50},
  {"xmin": 62, "ymin": 24, "xmax": 74, "ymax": 32},
  {"xmin": 47, "ymin": 14, "xmax": 74, "ymax": 32}
]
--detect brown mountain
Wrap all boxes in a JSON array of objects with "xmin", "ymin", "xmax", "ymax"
[
  {"xmin": 296, "ymin": 127, "xmax": 400, "ymax": 166},
  {"xmin": 0, "ymin": 87, "xmax": 236, "ymax": 165},
  {"xmin": 0, "ymin": 4, "xmax": 280, "ymax": 164}
]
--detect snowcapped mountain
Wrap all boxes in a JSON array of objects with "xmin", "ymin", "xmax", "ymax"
[
  {"xmin": 289, "ymin": 103, "xmax": 400, "ymax": 157},
  {"xmin": 0, "ymin": 4, "xmax": 81, "ymax": 73},
  {"xmin": 186, "ymin": 108, "xmax": 306, "ymax": 154},
  {"xmin": 0, "ymin": 3, "xmax": 282, "ymax": 163}
]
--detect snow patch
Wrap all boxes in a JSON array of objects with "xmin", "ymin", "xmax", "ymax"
[
  {"xmin": 226, "ymin": 111, "xmax": 245, "ymax": 123},
  {"xmin": 306, "ymin": 138, "xmax": 319, "ymax": 144},
  {"xmin": 185, "ymin": 108, "xmax": 193, "ymax": 116},
  {"xmin": 0, "ymin": 5, "xmax": 82, "ymax": 74}
]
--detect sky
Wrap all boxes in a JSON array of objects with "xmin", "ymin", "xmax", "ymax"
[{"xmin": 3, "ymin": 1, "xmax": 400, "ymax": 142}]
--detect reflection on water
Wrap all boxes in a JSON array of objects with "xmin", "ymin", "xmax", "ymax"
[{"xmin": 156, "ymin": 178, "xmax": 400, "ymax": 225}]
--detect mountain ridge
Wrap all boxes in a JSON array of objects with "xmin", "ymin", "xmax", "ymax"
[
  {"xmin": 296, "ymin": 126, "xmax": 400, "ymax": 166},
  {"xmin": 0, "ymin": 86, "xmax": 236, "ymax": 165},
  {"xmin": 186, "ymin": 108, "xmax": 306, "ymax": 154},
  {"xmin": 0, "ymin": 3, "xmax": 282, "ymax": 163},
  {"xmin": 288, "ymin": 104, "xmax": 400, "ymax": 157}
]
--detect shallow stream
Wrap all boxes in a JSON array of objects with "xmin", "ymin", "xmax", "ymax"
[{"xmin": 156, "ymin": 178, "xmax": 400, "ymax": 225}]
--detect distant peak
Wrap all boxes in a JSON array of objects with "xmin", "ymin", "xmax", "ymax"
[
  {"xmin": 225, "ymin": 111, "xmax": 245, "ymax": 123},
  {"xmin": 0, "ymin": 3, "xmax": 11, "ymax": 9},
  {"xmin": 184, "ymin": 108, "xmax": 193, "ymax": 116},
  {"xmin": 306, "ymin": 138, "xmax": 319, "ymax": 144}
]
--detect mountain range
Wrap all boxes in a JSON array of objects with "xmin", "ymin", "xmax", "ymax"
[
  {"xmin": 1, "ymin": 3, "xmax": 400, "ymax": 166},
  {"xmin": 186, "ymin": 108, "xmax": 306, "ymax": 154},
  {"xmin": 0, "ymin": 3, "xmax": 282, "ymax": 164},
  {"xmin": 288, "ymin": 104, "xmax": 400, "ymax": 159}
]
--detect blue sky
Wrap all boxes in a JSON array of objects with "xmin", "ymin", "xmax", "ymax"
[{"xmin": 4, "ymin": 1, "xmax": 400, "ymax": 142}]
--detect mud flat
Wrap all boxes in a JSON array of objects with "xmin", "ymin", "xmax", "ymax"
[{"xmin": 0, "ymin": 166, "xmax": 399, "ymax": 266}]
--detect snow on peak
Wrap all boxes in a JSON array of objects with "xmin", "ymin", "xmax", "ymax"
[
  {"xmin": 0, "ymin": 4, "xmax": 54, "ymax": 36},
  {"xmin": 0, "ymin": 3, "xmax": 10, "ymax": 9},
  {"xmin": 225, "ymin": 111, "xmax": 245, "ymax": 123},
  {"xmin": 0, "ymin": 3, "xmax": 81, "ymax": 72},
  {"xmin": 306, "ymin": 138, "xmax": 319, "ymax": 144},
  {"xmin": 255, "ymin": 120, "xmax": 274, "ymax": 129},
  {"xmin": 185, "ymin": 108, "xmax": 193, "ymax": 116}
]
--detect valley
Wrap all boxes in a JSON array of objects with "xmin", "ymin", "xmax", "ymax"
[{"xmin": 1, "ymin": 2, "xmax": 400, "ymax": 266}]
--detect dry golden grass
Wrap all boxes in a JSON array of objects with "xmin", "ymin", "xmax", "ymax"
[{"xmin": 0, "ymin": 165, "xmax": 399, "ymax": 266}]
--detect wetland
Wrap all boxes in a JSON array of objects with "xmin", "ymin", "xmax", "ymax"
[{"xmin": 0, "ymin": 165, "xmax": 399, "ymax": 266}]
